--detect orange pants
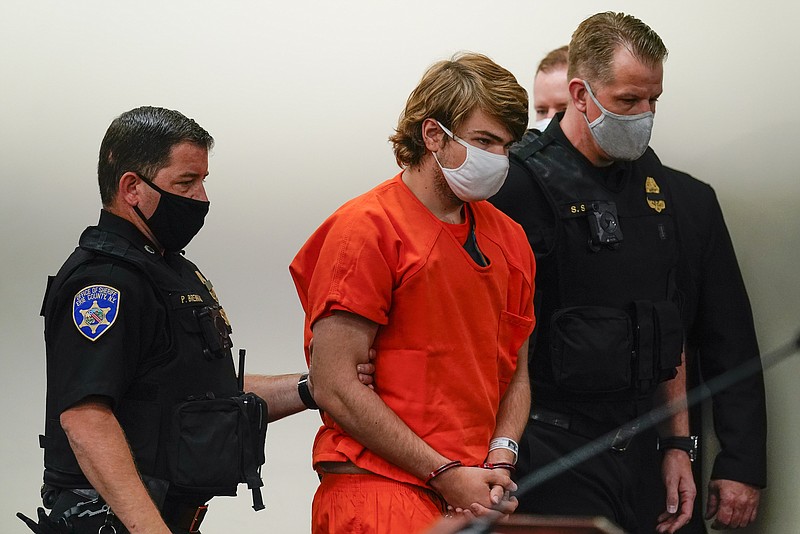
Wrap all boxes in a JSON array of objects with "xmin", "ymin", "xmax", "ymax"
[{"xmin": 311, "ymin": 473, "xmax": 446, "ymax": 534}]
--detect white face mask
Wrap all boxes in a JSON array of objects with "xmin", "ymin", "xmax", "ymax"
[
  {"xmin": 582, "ymin": 80, "xmax": 654, "ymax": 161},
  {"xmin": 533, "ymin": 117, "xmax": 551, "ymax": 132},
  {"xmin": 432, "ymin": 121, "xmax": 509, "ymax": 202}
]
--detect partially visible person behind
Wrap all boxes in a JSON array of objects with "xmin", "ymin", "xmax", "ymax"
[
  {"xmin": 19, "ymin": 106, "xmax": 374, "ymax": 534},
  {"xmin": 523, "ymin": 43, "xmax": 767, "ymax": 532},
  {"xmin": 491, "ymin": 12, "xmax": 696, "ymax": 533},
  {"xmin": 531, "ymin": 45, "xmax": 570, "ymax": 132},
  {"xmin": 290, "ymin": 52, "xmax": 536, "ymax": 533}
]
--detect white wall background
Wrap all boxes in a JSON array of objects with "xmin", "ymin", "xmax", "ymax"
[{"xmin": 1, "ymin": 1, "xmax": 797, "ymax": 532}]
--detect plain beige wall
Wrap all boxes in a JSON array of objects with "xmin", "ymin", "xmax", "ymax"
[{"xmin": 1, "ymin": 1, "xmax": 797, "ymax": 532}]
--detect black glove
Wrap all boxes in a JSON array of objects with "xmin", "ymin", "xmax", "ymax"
[{"xmin": 16, "ymin": 508, "xmax": 64, "ymax": 534}]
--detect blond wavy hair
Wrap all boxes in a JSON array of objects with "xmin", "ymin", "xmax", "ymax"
[{"xmin": 390, "ymin": 52, "xmax": 528, "ymax": 168}]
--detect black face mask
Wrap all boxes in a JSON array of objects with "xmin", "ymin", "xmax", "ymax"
[{"xmin": 134, "ymin": 177, "xmax": 210, "ymax": 252}]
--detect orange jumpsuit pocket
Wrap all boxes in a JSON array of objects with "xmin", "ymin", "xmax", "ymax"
[{"xmin": 497, "ymin": 310, "xmax": 534, "ymax": 385}]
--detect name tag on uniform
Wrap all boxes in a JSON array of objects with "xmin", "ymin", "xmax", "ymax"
[{"xmin": 180, "ymin": 293, "xmax": 205, "ymax": 304}]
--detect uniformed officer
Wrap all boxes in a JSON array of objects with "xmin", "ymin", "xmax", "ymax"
[
  {"xmin": 19, "ymin": 106, "xmax": 373, "ymax": 534},
  {"xmin": 490, "ymin": 12, "xmax": 695, "ymax": 533},
  {"xmin": 520, "ymin": 44, "xmax": 768, "ymax": 532}
]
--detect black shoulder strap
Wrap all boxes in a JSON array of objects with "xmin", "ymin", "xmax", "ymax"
[
  {"xmin": 79, "ymin": 226, "xmax": 136, "ymax": 264},
  {"xmin": 40, "ymin": 226, "xmax": 159, "ymax": 327},
  {"xmin": 79, "ymin": 226, "xmax": 169, "ymax": 286},
  {"xmin": 510, "ymin": 128, "xmax": 554, "ymax": 165}
]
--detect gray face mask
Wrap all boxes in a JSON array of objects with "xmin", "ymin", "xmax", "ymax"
[{"xmin": 582, "ymin": 80, "xmax": 653, "ymax": 161}]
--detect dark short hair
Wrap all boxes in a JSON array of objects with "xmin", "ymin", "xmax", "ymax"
[{"xmin": 97, "ymin": 106, "xmax": 214, "ymax": 205}]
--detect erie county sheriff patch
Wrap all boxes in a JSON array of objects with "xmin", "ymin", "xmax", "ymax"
[{"xmin": 73, "ymin": 284, "xmax": 120, "ymax": 341}]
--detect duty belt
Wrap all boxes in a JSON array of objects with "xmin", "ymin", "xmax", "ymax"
[
  {"xmin": 17, "ymin": 487, "xmax": 122, "ymax": 534},
  {"xmin": 530, "ymin": 406, "xmax": 641, "ymax": 452},
  {"xmin": 23, "ymin": 486, "xmax": 209, "ymax": 534}
]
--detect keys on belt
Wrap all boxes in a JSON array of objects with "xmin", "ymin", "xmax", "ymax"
[{"xmin": 608, "ymin": 421, "xmax": 640, "ymax": 452}]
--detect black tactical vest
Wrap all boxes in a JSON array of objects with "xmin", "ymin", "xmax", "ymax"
[
  {"xmin": 512, "ymin": 130, "xmax": 683, "ymax": 402},
  {"xmin": 40, "ymin": 226, "xmax": 267, "ymax": 508}
]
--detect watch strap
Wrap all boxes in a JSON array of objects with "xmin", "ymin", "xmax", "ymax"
[
  {"xmin": 298, "ymin": 373, "xmax": 319, "ymax": 410},
  {"xmin": 657, "ymin": 435, "xmax": 698, "ymax": 462}
]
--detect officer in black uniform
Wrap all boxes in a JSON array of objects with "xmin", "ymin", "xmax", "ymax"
[
  {"xmin": 636, "ymin": 167, "xmax": 767, "ymax": 532},
  {"xmin": 519, "ymin": 42, "xmax": 768, "ymax": 531},
  {"xmin": 18, "ymin": 107, "xmax": 368, "ymax": 534},
  {"xmin": 490, "ymin": 13, "xmax": 695, "ymax": 533}
]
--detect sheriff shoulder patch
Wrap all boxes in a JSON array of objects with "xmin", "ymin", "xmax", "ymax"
[{"xmin": 73, "ymin": 285, "xmax": 120, "ymax": 341}]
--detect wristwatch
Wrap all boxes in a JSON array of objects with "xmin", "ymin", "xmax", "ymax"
[
  {"xmin": 657, "ymin": 435, "xmax": 699, "ymax": 462},
  {"xmin": 297, "ymin": 373, "xmax": 319, "ymax": 410}
]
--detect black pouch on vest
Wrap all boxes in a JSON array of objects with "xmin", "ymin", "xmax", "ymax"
[
  {"xmin": 550, "ymin": 306, "xmax": 633, "ymax": 393},
  {"xmin": 633, "ymin": 300, "xmax": 683, "ymax": 389},
  {"xmin": 169, "ymin": 392, "xmax": 268, "ymax": 510}
]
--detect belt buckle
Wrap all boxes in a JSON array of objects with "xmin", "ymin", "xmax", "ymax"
[
  {"xmin": 610, "ymin": 422, "xmax": 639, "ymax": 452},
  {"xmin": 189, "ymin": 505, "xmax": 208, "ymax": 533}
]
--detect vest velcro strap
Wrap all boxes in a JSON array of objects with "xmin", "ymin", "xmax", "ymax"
[
  {"xmin": 234, "ymin": 393, "xmax": 268, "ymax": 511},
  {"xmin": 510, "ymin": 129, "xmax": 552, "ymax": 163}
]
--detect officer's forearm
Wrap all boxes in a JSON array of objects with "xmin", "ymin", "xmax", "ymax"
[
  {"xmin": 60, "ymin": 397, "xmax": 170, "ymax": 534},
  {"xmin": 245, "ymin": 373, "xmax": 306, "ymax": 422},
  {"xmin": 655, "ymin": 352, "xmax": 690, "ymax": 437}
]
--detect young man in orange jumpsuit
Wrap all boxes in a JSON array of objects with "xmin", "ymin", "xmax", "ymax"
[{"xmin": 290, "ymin": 53, "xmax": 535, "ymax": 533}]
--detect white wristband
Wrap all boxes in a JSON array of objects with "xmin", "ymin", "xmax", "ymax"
[{"xmin": 488, "ymin": 437, "xmax": 519, "ymax": 465}]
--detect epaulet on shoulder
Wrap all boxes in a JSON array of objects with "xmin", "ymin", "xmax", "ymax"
[{"xmin": 510, "ymin": 129, "xmax": 548, "ymax": 164}]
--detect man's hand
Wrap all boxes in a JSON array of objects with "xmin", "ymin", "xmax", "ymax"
[
  {"xmin": 309, "ymin": 338, "xmax": 376, "ymax": 389},
  {"xmin": 429, "ymin": 466, "xmax": 517, "ymax": 515},
  {"xmin": 656, "ymin": 449, "xmax": 696, "ymax": 533},
  {"xmin": 464, "ymin": 469, "xmax": 519, "ymax": 520},
  {"xmin": 357, "ymin": 348, "xmax": 377, "ymax": 388},
  {"xmin": 706, "ymin": 479, "xmax": 760, "ymax": 529}
]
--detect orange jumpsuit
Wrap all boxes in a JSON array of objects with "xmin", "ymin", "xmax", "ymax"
[{"xmin": 290, "ymin": 173, "xmax": 535, "ymax": 533}]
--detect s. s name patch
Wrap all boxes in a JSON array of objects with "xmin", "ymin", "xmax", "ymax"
[{"xmin": 73, "ymin": 285, "xmax": 120, "ymax": 341}]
